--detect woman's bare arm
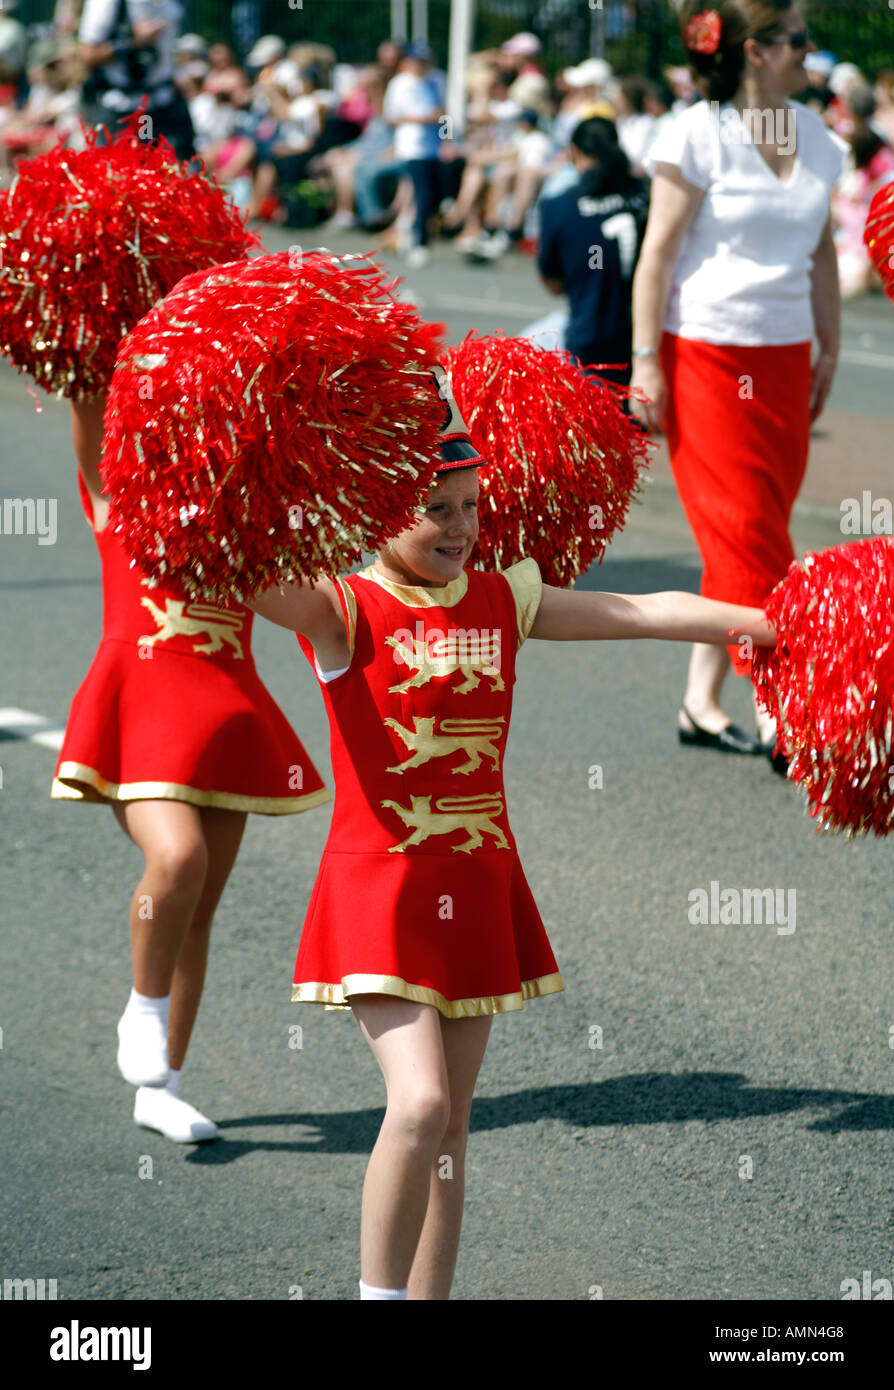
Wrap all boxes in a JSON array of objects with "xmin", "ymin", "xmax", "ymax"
[{"xmin": 630, "ymin": 164, "xmax": 705, "ymax": 432}]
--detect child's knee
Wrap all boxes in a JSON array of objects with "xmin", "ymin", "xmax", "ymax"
[
  {"xmin": 439, "ymin": 1105, "xmax": 472, "ymax": 1153},
  {"xmin": 387, "ymin": 1087, "xmax": 451, "ymax": 1151},
  {"xmin": 150, "ymin": 838, "xmax": 208, "ymax": 896}
]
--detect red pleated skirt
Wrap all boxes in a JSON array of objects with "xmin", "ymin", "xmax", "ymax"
[{"xmin": 661, "ymin": 333, "xmax": 812, "ymax": 674}]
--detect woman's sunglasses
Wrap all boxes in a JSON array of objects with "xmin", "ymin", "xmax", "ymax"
[{"xmin": 764, "ymin": 29, "xmax": 811, "ymax": 50}]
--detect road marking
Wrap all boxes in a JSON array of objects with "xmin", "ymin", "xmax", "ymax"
[
  {"xmin": 419, "ymin": 291, "xmax": 548, "ymax": 320},
  {"xmin": 0, "ymin": 708, "xmax": 65, "ymax": 751},
  {"xmin": 839, "ymin": 348, "xmax": 894, "ymax": 370}
]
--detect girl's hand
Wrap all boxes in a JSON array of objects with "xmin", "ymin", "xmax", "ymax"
[
  {"xmin": 809, "ymin": 350, "xmax": 837, "ymax": 423},
  {"xmin": 629, "ymin": 358, "xmax": 667, "ymax": 434}
]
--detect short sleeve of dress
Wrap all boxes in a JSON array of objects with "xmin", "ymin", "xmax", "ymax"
[
  {"xmin": 501, "ymin": 558, "xmax": 543, "ymax": 647},
  {"xmin": 642, "ymin": 103, "xmax": 714, "ymax": 189}
]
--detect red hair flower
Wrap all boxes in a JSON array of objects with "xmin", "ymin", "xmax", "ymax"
[{"xmin": 684, "ymin": 9, "xmax": 723, "ymax": 55}]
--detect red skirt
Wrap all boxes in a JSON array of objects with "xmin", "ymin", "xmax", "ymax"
[
  {"xmin": 661, "ymin": 333, "xmax": 812, "ymax": 674},
  {"xmin": 292, "ymin": 846, "xmax": 563, "ymax": 1019},
  {"xmin": 52, "ymin": 641, "xmax": 330, "ymax": 816}
]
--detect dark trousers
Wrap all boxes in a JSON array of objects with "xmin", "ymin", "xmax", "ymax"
[
  {"xmin": 405, "ymin": 158, "xmax": 441, "ymax": 247},
  {"xmin": 85, "ymin": 89, "xmax": 195, "ymax": 162}
]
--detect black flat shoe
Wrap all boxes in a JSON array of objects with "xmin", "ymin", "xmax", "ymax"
[
  {"xmin": 677, "ymin": 706, "xmax": 763, "ymax": 755},
  {"xmin": 762, "ymin": 737, "xmax": 791, "ymax": 776}
]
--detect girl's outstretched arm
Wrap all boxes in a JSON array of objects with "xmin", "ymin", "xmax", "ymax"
[
  {"xmin": 528, "ymin": 584, "xmax": 775, "ymax": 649},
  {"xmin": 248, "ymin": 576, "xmax": 349, "ymax": 669}
]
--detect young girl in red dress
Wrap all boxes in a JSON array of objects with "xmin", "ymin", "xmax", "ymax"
[
  {"xmin": 250, "ymin": 376, "xmax": 776, "ymax": 1299},
  {"xmin": 54, "ymin": 396, "xmax": 329, "ymax": 1143}
]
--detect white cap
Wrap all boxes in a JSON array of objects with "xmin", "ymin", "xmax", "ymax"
[
  {"xmin": 272, "ymin": 59, "xmax": 301, "ymax": 94},
  {"xmin": 563, "ymin": 58, "xmax": 612, "ymax": 90},
  {"xmin": 247, "ymin": 34, "xmax": 287, "ymax": 68},
  {"xmin": 829, "ymin": 62, "xmax": 862, "ymax": 96},
  {"xmin": 175, "ymin": 33, "xmax": 207, "ymax": 58},
  {"xmin": 501, "ymin": 32, "xmax": 541, "ymax": 58},
  {"xmin": 803, "ymin": 51, "xmax": 836, "ymax": 79}
]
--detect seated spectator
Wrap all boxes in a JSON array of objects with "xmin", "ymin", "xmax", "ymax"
[
  {"xmin": 833, "ymin": 81, "xmax": 894, "ymax": 297},
  {"xmin": 466, "ymin": 110, "xmax": 554, "ymax": 261},
  {"xmin": 375, "ymin": 40, "xmax": 404, "ymax": 85},
  {"xmin": 173, "ymin": 32, "xmax": 208, "ymax": 89},
  {"xmin": 537, "ymin": 116, "xmax": 650, "ymax": 388},
  {"xmin": 245, "ymin": 34, "xmax": 286, "ymax": 77},
  {"xmin": 205, "ymin": 41, "xmax": 242, "ymax": 86},
  {"xmin": 313, "ymin": 67, "xmax": 395, "ymax": 229},
  {"xmin": 873, "ymin": 70, "xmax": 894, "ymax": 146},
  {"xmin": 1, "ymin": 38, "xmax": 81, "ymax": 162},
  {"xmin": 247, "ymin": 61, "xmax": 334, "ymax": 219},
  {"xmin": 802, "ymin": 51, "xmax": 837, "ymax": 89},
  {"xmin": 554, "ymin": 59, "xmax": 612, "ymax": 146},
  {"xmin": 440, "ymin": 72, "xmax": 522, "ymax": 245}
]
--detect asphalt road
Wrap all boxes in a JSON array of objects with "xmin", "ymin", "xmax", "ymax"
[{"xmin": 0, "ymin": 233, "xmax": 892, "ymax": 1302}]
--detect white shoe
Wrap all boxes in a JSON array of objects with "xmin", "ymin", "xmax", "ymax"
[
  {"xmin": 324, "ymin": 210, "xmax": 356, "ymax": 230},
  {"xmin": 406, "ymin": 245, "xmax": 430, "ymax": 268},
  {"xmin": 117, "ymin": 1011, "xmax": 169, "ymax": 1088},
  {"xmin": 468, "ymin": 229, "xmax": 509, "ymax": 262},
  {"xmin": 134, "ymin": 1087, "xmax": 218, "ymax": 1143}
]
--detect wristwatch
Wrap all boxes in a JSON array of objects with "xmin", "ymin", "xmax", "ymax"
[{"xmin": 632, "ymin": 346, "xmax": 658, "ymax": 359}]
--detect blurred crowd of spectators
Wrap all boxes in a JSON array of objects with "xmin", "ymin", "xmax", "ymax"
[{"xmin": 0, "ymin": 1, "xmax": 892, "ymax": 293}]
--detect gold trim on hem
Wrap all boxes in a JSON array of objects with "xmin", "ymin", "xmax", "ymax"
[
  {"xmin": 358, "ymin": 564, "xmax": 470, "ymax": 610},
  {"xmin": 291, "ymin": 971, "xmax": 565, "ymax": 1019},
  {"xmin": 50, "ymin": 763, "xmax": 331, "ymax": 816}
]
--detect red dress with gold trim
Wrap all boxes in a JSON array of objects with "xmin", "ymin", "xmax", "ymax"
[
  {"xmin": 292, "ymin": 559, "xmax": 564, "ymax": 1018},
  {"xmin": 51, "ymin": 474, "xmax": 330, "ymax": 815}
]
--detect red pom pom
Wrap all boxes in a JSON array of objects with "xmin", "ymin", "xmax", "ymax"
[
  {"xmin": 751, "ymin": 538, "xmax": 894, "ymax": 837},
  {"xmin": 102, "ymin": 251, "xmax": 445, "ymax": 601},
  {"xmin": 864, "ymin": 181, "xmax": 894, "ymax": 304},
  {"xmin": 0, "ymin": 116, "xmax": 259, "ymax": 399},
  {"xmin": 442, "ymin": 333, "xmax": 652, "ymax": 585}
]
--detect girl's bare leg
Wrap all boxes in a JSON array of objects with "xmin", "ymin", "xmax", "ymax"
[
  {"xmin": 407, "ymin": 1012, "xmax": 492, "ymax": 1300},
  {"xmin": 352, "ymin": 997, "xmax": 451, "ymax": 1289},
  {"xmin": 167, "ymin": 806, "xmax": 246, "ymax": 1069},
  {"xmin": 112, "ymin": 800, "xmax": 209, "ymax": 999}
]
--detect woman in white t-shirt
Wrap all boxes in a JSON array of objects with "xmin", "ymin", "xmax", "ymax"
[{"xmin": 630, "ymin": 1, "xmax": 844, "ymax": 768}]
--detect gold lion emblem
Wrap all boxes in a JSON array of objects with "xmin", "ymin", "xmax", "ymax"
[{"xmin": 137, "ymin": 594, "xmax": 245, "ymax": 658}]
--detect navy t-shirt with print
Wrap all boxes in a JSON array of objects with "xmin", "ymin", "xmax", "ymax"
[{"xmin": 538, "ymin": 178, "xmax": 650, "ymax": 373}]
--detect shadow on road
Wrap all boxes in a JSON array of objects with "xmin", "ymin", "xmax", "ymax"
[{"xmin": 186, "ymin": 1071, "xmax": 885, "ymax": 1163}]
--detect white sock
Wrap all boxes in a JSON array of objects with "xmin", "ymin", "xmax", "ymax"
[
  {"xmin": 116, "ymin": 989, "xmax": 171, "ymax": 1087},
  {"xmin": 126, "ymin": 987, "xmax": 171, "ymax": 1025},
  {"xmin": 359, "ymin": 1279, "xmax": 408, "ymax": 1300},
  {"xmin": 166, "ymin": 1067, "xmax": 181, "ymax": 1098}
]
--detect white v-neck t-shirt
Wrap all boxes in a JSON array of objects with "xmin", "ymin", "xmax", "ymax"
[{"xmin": 644, "ymin": 99, "xmax": 846, "ymax": 345}]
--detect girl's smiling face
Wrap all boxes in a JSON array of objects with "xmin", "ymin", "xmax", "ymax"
[{"xmin": 375, "ymin": 468, "xmax": 480, "ymax": 587}]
